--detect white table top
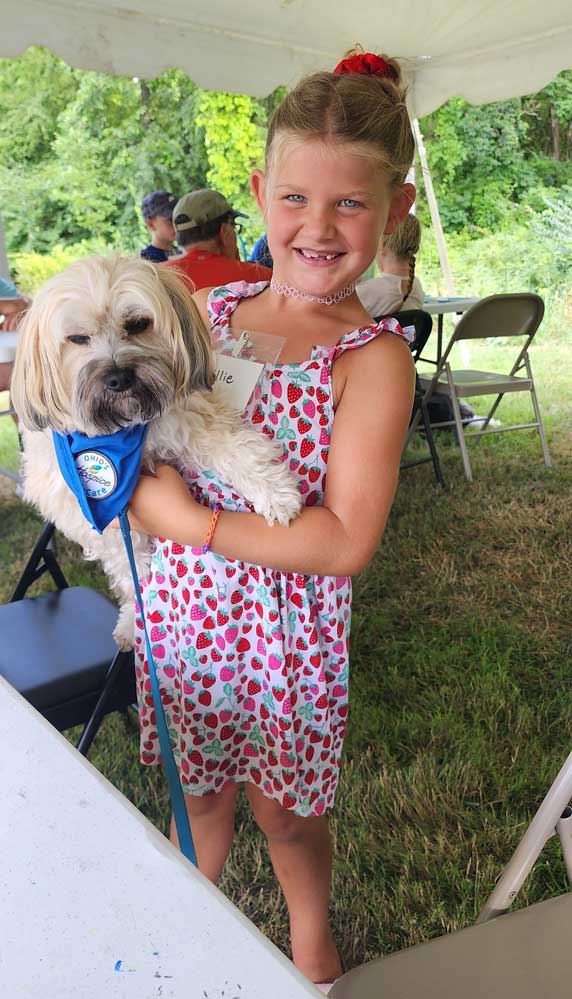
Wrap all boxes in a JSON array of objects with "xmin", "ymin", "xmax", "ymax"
[
  {"xmin": 0, "ymin": 677, "xmax": 320, "ymax": 999},
  {"xmin": 0, "ymin": 329, "xmax": 18, "ymax": 362},
  {"xmin": 423, "ymin": 297, "xmax": 479, "ymax": 315}
]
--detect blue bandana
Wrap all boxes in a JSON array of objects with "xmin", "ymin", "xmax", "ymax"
[{"xmin": 52, "ymin": 425, "xmax": 149, "ymax": 533}]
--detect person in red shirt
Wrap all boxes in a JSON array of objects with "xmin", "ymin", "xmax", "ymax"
[{"xmin": 162, "ymin": 189, "xmax": 271, "ymax": 290}]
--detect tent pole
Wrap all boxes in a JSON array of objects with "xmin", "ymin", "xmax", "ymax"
[
  {"xmin": 0, "ymin": 212, "xmax": 10, "ymax": 280},
  {"xmin": 412, "ymin": 118, "xmax": 471, "ymax": 364},
  {"xmin": 412, "ymin": 118, "xmax": 455, "ymax": 296}
]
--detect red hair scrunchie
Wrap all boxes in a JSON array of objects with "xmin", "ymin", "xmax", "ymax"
[{"xmin": 333, "ymin": 52, "xmax": 398, "ymax": 82}]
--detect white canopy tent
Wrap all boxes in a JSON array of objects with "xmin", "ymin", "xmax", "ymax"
[
  {"xmin": 3, "ymin": 1, "xmax": 572, "ymax": 118},
  {"xmin": 1, "ymin": 1, "xmax": 572, "ymax": 282}
]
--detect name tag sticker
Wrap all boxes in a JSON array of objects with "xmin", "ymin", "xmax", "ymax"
[{"xmin": 214, "ymin": 353, "xmax": 264, "ymax": 412}]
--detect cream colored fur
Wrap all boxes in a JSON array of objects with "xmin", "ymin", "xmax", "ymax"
[{"xmin": 12, "ymin": 256, "xmax": 301, "ymax": 649}]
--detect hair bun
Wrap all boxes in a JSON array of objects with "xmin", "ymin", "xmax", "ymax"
[{"xmin": 333, "ymin": 52, "xmax": 400, "ymax": 84}]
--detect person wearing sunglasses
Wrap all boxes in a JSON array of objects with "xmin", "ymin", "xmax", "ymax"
[{"xmin": 163, "ymin": 189, "xmax": 271, "ymax": 291}]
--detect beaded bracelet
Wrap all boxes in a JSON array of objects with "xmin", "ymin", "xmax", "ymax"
[{"xmin": 191, "ymin": 505, "xmax": 221, "ymax": 556}]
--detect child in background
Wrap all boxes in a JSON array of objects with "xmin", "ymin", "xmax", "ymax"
[
  {"xmin": 127, "ymin": 49, "xmax": 415, "ymax": 990},
  {"xmin": 357, "ymin": 213, "xmax": 425, "ymax": 317},
  {"xmin": 140, "ymin": 190, "xmax": 179, "ymax": 263}
]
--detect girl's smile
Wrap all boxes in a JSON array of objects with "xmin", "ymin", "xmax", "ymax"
[{"xmin": 293, "ymin": 247, "xmax": 345, "ymax": 267}]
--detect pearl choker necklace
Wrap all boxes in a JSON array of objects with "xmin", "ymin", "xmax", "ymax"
[{"xmin": 270, "ymin": 277, "xmax": 356, "ymax": 306}]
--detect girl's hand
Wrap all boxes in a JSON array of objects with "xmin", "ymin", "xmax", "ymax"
[{"xmin": 127, "ymin": 464, "xmax": 209, "ymax": 543}]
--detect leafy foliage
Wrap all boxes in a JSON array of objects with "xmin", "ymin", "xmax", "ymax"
[
  {"xmin": 418, "ymin": 72, "xmax": 572, "ymax": 232},
  {"xmin": 1, "ymin": 47, "xmax": 572, "ymax": 324},
  {"xmin": 0, "ymin": 48, "xmax": 273, "ymax": 254},
  {"xmin": 195, "ymin": 92, "xmax": 267, "ymax": 244},
  {"xmin": 531, "ymin": 185, "xmax": 572, "ymax": 268}
]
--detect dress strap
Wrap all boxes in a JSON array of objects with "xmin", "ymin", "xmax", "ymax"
[
  {"xmin": 207, "ymin": 280, "xmax": 270, "ymax": 329},
  {"xmin": 330, "ymin": 316, "xmax": 414, "ymax": 361}
]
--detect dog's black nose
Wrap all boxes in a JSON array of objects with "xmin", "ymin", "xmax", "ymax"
[{"xmin": 104, "ymin": 367, "xmax": 135, "ymax": 392}]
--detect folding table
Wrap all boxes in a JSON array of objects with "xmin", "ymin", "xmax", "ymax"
[
  {"xmin": 0, "ymin": 676, "xmax": 320, "ymax": 999},
  {"xmin": 423, "ymin": 297, "xmax": 479, "ymax": 360}
]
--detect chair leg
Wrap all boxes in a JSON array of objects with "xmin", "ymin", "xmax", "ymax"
[
  {"xmin": 76, "ymin": 650, "xmax": 134, "ymax": 756},
  {"xmin": 445, "ymin": 364, "xmax": 473, "ymax": 482},
  {"xmin": 404, "ymin": 406, "xmax": 422, "ymax": 450},
  {"xmin": 11, "ymin": 521, "xmax": 69, "ymax": 600},
  {"xmin": 478, "ymin": 747, "xmax": 572, "ymax": 923},
  {"xmin": 524, "ymin": 354, "xmax": 552, "ymax": 468},
  {"xmin": 419, "ymin": 395, "xmax": 444, "ymax": 486}
]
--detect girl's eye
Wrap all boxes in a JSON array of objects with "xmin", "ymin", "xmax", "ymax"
[
  {"xmin": 124, "ymin": 316, "xmax": 151, "ymax": 335},
  {"xmin": 339, "ymin": 198, "xmax": 362, "ymax": 209},
  {"xmin": 285, "ymin": 194, "xmax": 306, "ymax": 204},
  {"xmin": 66, "ymin": 334, "xmax": 91, "ymax": 346}
]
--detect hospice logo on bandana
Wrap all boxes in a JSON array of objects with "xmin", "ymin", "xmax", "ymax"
[{"xmin": 75, "ymin": 450, "xmax": 117, "ymax": 500}]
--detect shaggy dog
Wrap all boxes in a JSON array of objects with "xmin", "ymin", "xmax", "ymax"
[{"xmin": 11, "ymin": 255, "xmax": 301, "ymax": 648}]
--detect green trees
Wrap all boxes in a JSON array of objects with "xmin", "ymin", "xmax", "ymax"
[
  {"xmin": 1, "ymin": 46, "xmax": 571, "ymax": 264},
  {"xmin": 419, "ymin": 73, "xmax": 572, "ymax": 232},
  {"xmin": 0, "ymin": 47, "xmax": 270, "ymax": 254}
]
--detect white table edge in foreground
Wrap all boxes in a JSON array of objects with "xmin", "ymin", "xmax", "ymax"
[{"xmin": 0, "ymin": 676, "xmax": 321, "ymax": 998}]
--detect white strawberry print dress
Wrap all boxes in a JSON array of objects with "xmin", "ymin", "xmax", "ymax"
[{"xmin": 134, "ymin": 281, "xmax": 407, "ymax": 817}]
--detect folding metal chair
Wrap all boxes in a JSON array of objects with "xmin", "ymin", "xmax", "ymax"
[
  {"xmin": 330, "ymin": 748, "xmax": 572, "ymax": 998},
  {"xmin": 0, "ymin": 521, "xmax": 136, "ymax": 755},
  {"xmin": 377, "ymin": 310, "xmax": 444, "ymax": 486},
  {"xmin": 413, "ymin": 294, "xmax": 551, "ymax": 482}
]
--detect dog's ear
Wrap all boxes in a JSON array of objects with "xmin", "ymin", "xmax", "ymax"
[
  {"xmin": 10, "ymin": 295, "xmax": 60, "ymax": 431},
  {"xmin": 157, "ymin": 267, "xmax": 214, "ymax": 398}
]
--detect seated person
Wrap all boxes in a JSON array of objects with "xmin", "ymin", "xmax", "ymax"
[
  {"xmin": 1, "ymin": 274, "xmax": 30, "ymax": 393},
  {"xmin": 163, "ymin": 189, "xmax": 272, "ymax": 290},
  {"xmin": 357, "ymin": 214, "xmax": 425, "ymax": 317},
  {"xmin": 140, "ymin": 191, "xmax": 180, "ymax": 263}
]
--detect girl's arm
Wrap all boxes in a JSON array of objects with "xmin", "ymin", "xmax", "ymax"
[{"xmin": 128, "ymin": 333, "xmax": 414, "ymax": 576}]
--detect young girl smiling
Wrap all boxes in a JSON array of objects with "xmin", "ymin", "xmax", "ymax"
[{"xmin": 129, "ymin": 50, "xmax": 416, "ymax": 990}]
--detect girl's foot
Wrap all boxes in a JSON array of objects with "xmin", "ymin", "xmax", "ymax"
[{"xmin": 292, "ymin": 927, "xmax": 343, "ymax": 985}]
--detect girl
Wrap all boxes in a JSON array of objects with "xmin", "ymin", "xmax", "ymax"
[
  {"xmin": 357, "ymin": 213, "xmax": 425, "ymax": 317},
  {"xmin": 128, "ymin": 50, "xmax": 415, "ymax": 989}
]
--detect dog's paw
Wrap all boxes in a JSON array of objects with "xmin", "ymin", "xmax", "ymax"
[
  {"xmin": 114, "ymin": 604, "xmax": 135, "ymax": 651},
  {"xmin": 252, "ymin": 473, "xmax": 303, "ymax": 526},
  {"xmin": 113, "ymin": 625, "xmax": 135, "ymax": 652}
]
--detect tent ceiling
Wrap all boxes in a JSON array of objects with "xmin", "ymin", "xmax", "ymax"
[{"xmin": 2, "ymin": 1, "xmax": 572, "ymax": 116}]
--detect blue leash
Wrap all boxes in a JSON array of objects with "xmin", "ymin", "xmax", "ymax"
[
  {"xmin": 119, "ymin": 509, "xmax": 197, "ymax": 866},
  {"xmin": 52, "ymin": 428, "xmax": 197, "ymax": 864}
]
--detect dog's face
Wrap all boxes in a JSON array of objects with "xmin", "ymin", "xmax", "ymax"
[{"xmin": 11, "ymin": 255, "xmax": 214, "ymax": 434}]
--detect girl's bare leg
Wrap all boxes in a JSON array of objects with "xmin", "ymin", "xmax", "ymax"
[
  {"xmin": 170, "ymin": 780, "xmax": 239, "ymax": 884},
  {"xmin": 246, "ymin": 783, "xmax": 342, "ymax": 984}
]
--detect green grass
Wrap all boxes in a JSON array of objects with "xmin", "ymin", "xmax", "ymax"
[{"xmin": 1, "ymin": 340, "xmax": 571, "ymax": 970}]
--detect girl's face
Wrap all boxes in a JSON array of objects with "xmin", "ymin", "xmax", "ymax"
[{"xmin": 252, "ymin": 137, "xmax": 414, "ymax": 297}]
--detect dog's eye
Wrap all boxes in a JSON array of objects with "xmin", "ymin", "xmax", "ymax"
[
  {"xmin": 124, "ymin": 317, "xmax": 151, "ymax": 336},
  {"xmin": 66, "ymin": 335, "xmax": 91, "ymax": 346}
]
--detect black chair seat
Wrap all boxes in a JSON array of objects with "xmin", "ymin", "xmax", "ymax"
[{"xmin": 0, "ymin": 585, "xmax": 135, "ymax": 734}]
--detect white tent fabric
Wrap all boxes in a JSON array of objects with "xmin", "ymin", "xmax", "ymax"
[{"xmin": 3, "ymin": 0, "xmax": 572, "ymax": 117}]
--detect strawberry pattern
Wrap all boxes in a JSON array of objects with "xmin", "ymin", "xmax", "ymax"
[{"xmin": 134, "ymin": 281, "xmax": 407, "ymax": 816}]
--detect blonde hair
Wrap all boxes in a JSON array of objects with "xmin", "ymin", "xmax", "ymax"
[
  {"xmin": 266, "ymin": 50, "xmax": 414, "ymax": 186},
  {"xmin": 379, "ymin": 214, "xmax": 421, "ymax": 311}
]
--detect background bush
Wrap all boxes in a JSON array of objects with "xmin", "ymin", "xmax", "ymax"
[{"xmin": 1, "ymin": 48, "xmax": 571, "ymax": 341}]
